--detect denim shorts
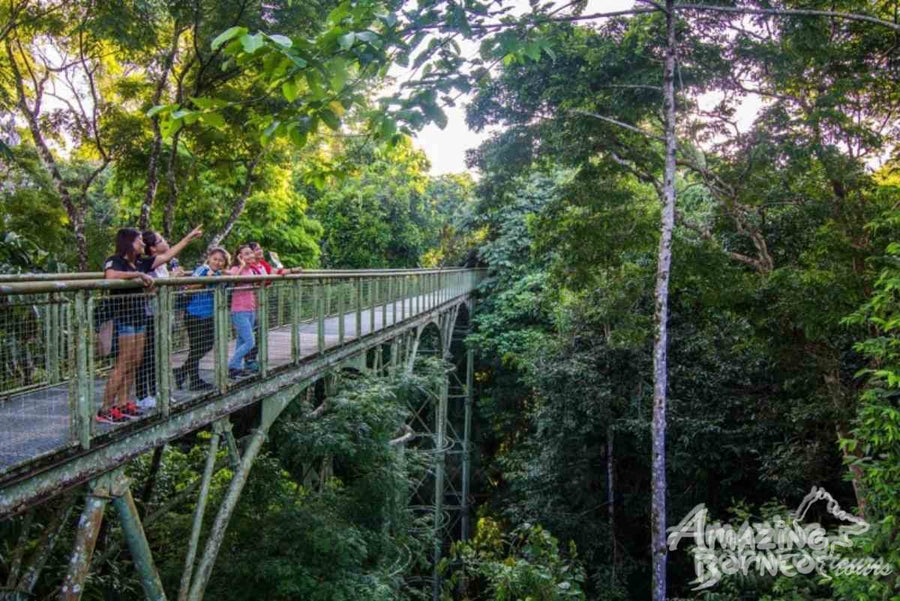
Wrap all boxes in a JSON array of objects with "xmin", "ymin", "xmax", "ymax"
[{"xmin": 116, "ymin": 321, "xmax": 146, "ymax": 335}]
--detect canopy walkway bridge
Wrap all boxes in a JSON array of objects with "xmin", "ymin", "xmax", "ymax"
[{"xmin": 0, "ymin": 268, "xmax": 484, "ymax": 601}]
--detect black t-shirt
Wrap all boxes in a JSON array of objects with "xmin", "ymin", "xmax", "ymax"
[{"xmin": 102, "ymin": 254, "xmax": 155, "ymax": 324}]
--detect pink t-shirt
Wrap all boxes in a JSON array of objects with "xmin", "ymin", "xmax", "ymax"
[{"xmin": 229, "ymin": 264, "xmax": 264, "ymax": 312}]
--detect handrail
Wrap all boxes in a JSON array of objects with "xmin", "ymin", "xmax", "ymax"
[
  {"xmin": 0, "ymin": 268, "xmax": 486, "ymax": 295},
  {"xmin": 0, "ymin": 267, "xmax": 481, "ymax": 284}
]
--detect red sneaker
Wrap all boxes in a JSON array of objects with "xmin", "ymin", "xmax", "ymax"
[
  {"xmin": 96, "ymin": 408, "xmax": 128, "ymax": 424},
  {"xmin": 120, "ymin": 402, "xmax": 144, "ymax": 419}
]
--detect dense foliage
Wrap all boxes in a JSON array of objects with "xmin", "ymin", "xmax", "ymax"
[{"xmin": 2, "ymin": 1, "xmax": 900, "ymax": 600}]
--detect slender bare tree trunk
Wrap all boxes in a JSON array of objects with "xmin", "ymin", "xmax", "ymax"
[
  {"xmin": 140, "ymin": 27, "xmax": 183, "ymax": 230},
  {"xmin": 6, "ymin": 39, "xmax": 90, "ymax": 269},
  {"xmin": 163, "ymin": 127, "xmax": 184, "ymax": 238},
  {"xmin": 607, "ymin": 426, "xmax": 616, "ymax": 587},
  {"xmin": 651, "ymin": 2, "xmax": 677, "ymax": 600},
  {"xmin": 206, "ymin": 155, "xmax": 261, "ymax": 252}
]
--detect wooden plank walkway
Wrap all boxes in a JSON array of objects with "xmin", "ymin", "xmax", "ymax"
[{"xmin": 0, "ymin": 296, "xmax": 430, "ymax": 473}]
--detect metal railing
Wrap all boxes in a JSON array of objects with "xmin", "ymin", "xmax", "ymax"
[{"xmin": 0, "ymin": 268, "xmax": 484, "ymax": 475}]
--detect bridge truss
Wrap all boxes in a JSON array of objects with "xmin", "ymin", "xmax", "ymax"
[{"xmin": 0, "ymin": 268, "xmax": 484, "ymax": 601}]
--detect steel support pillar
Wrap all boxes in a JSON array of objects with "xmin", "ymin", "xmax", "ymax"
[
  {"xmin": 112, "ymin": 486, "xmax": 167, "ymax": 601},
  {"xmin": 432, "ymin": 357, "xmax": 449, "ymax": 601},
  {"xmin": 461, "ymin": 347, "xmax": 474, "ymax": 542},
  {"xmin": 186, "ymin": 384, "xmax": 301, "ymax": 601},
  {"xmin": 178, "ymin": 421, "xmax": 224, "ymax": 601},
  {"xmin": 61, "ymin": 478, "xmax": 109, "ymax": 601},
  {"xmin": 186, "ymin": 427, "xmax": 267, "ymax": 601}
]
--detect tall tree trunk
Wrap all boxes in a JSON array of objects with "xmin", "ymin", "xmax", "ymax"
[
  {"xmin": 6, "ymin": 39, "xmax": 90, "ymax": 269},
  {"xmin": 607, "ymin": 426, "xmax": 616, "ymax": 587},
  {"xmin": 651, "ymin": 2, "xmax": 677, "ymax": 600},
  {"xmin": 139, "ymin": 445, "xmax": 166, "ymax": 519},
  {"xmin": 206, "ymin": 155, "xmax": 261, "ymax": 252},
  {"xmin": 163, "ymin": 127, "xmax": 184, "ymax": 238},
  {"xmin": 140, "ymin": 28, "xmax": 183, "ymax": 230}
]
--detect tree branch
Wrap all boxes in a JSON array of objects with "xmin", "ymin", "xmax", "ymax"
[
  {"xmin": 206, "ymin": 154, "xmax": 262, "ymax": 252},
  {"xmin": 675, "ymin": 4, "xmax": 900, "ymax": 34},
  {"xmin": 570, "ymin": 109, "xmax": 665, "ymax": 141}
]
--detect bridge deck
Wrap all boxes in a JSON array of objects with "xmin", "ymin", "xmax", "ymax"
[{"xmin": 0, "ymin": 295, "xmax": 430, "ymax": 474}]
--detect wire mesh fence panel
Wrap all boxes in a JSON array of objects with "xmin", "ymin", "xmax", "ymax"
[
  {"xmin": 0, "ymin": 269, "xmax": 483, "ymax": 475},
  {"xmin": 0, "ymin": 293, "xmax": 74, "ymax": 473},
  {"xmin": 90, "ymin": 291, "xmax": 159, "ymax": 430},
  {"xmin": 170, "ymin": 287, "xmax": 218, "ymax": 404},
  {"xmin": 266, "ymin": 282, "xmax": 293, "ymax": 370}
]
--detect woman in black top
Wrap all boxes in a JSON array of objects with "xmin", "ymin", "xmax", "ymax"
[
  {"xmin": 134, "ymin": 227, "xmax": 202, "ymax": 408},
  {"xmin": 99, "ymin": 228, "xmax": 155, "ymax": 424}
]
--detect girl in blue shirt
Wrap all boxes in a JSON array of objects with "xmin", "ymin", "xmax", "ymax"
[{"xmin": 174, "ymin": 247, "xmax": 229, "ymax": 391}]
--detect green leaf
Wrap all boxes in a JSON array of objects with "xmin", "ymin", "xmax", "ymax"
[
  {"xmin": 240, "ymin": 33, "xmax": 264, "ymax": 54},
  {"xmin": 289, "ymin": 126, "xmax": 308, "ymax": 149},
  {"xmin": 338, "ymin": 32, "xmax": 355, "ymax": 50},
  {"xmin": 260, "ymin": 120, "xmax": 280, "ymax": 144},
  {"xmin": 266, "ymin": 34, "xmax": 292, "ymax": 48},
  {"xmin": 327, "ymin": 3, "xmax": 349, "ymax": 25},
  {"xmin": 189, "ymin": 97, "xmax": 228, "ymax": 110},
  {"xmin": 379, "ymin": 116, "xmax": 396, "ymax": 138},
  {"xmin": 146, "ymin": 105, "xmax": 169, "ymax": 118},
  {"xmin": 320, "ymin": 108, "xmax": 340, "ymax": 131},
  {"xmin": 282, "ymin": 79, "xmax": 300, "ymax": 102},
  {"xmin": 328, "ymin": 58, "xmax": 348, "ymax": 91},
  {"xmin": 199, "ymin": 111, "xmax": 226, "ymax": 128},
  {"xmin": 524, "ymin": 42, "xmax": 541, "ymax": 61},
  {"xmin": 375, "ymin": 12, "xmax": 397, "ymax": 27},
  {"xmin": 211, "ymin": 26, "xmax": 246, "ymax": 51}
]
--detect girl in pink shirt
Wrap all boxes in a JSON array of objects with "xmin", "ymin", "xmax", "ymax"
[{"xmin": 227, "ymin": 244, "xmax": 265, "ymax": 377}]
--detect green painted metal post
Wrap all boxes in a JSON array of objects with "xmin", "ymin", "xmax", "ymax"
[
  {"xmin": 113, "ymin": 486, "xmax": 168, "ymax": 601},
  {"xmin": 187, "ymin": 424, "xmax": 268, "ymax": 601},
  {"xmin": 461, "ymin": 347, "xmax": 474, "ymax": 541},
  {"xmin": 432, "ymin": 360, "xmax": 449, "ymax": 601},
  {"xmin": 415, "ymin": 274, "xmax": 420, "ymax": 315},
  {"xmin": 338, "ymin": 280, "xmax": 345, "ymax": 345},
  {"xmin": 401, "ymin": 276, "xmax": 407, "ymax": 321},
  {"xmin": 257, "ymin": 285, "xmax": 268, "ymax": 378},
  {"xmin": 46, "ymin": 296, "xmax": 61, "ymax": 384},
  {"xmin": 85, "ymin": 295, "xmax": 96, "ymax": 431},
  {"xmin": 291, "ymin": 280, "xmax": 302, "ymax": 363},
  {"xmin": 392, "ymin": 276, "xmax": 398, "ymax": 325},
  {"xmin": 277, "ymin": 284, "xmax": 285, "ymax": 328},
  {"xmin": 369, "ymin": 278, "xmax": 376, "ymax": 335},
  {"xmin": 355, "ymin": 278, "xmax": 362, "ymax": 339},
  {"xmin": 185, "ymin": 382, "xmax": 305, "ymax": 601},
  {"xmin": 389, "ymin": 337, "xmax": 398, "ymax": 374},
  {"xmin": 178, "ymin": 423, "xmax": 222, "ymax": 601},
  {"xmin": 67, "ymin": 298, "xmax": 77, "ymax": 443},
  {"xmin": 60, "ymin": 483, "xmax": 108, "ymax": 601},
  {"xmin": 158, "ymin": 287, "xmax": 172, "ymax": 417},
  {"xmin": 74, "ymin": 291, "xmax": 92, "ymax": 449},
  {"xmin": 214, "ymin": 286, "xmax": 228, "ymax": 394},
  {"xmin": 317, "ymin": 281, "xmax": 325, "ymax": 354},
  {"xmin": 382, "ymin": 278, "xmax": 388, "ymax": 330}
]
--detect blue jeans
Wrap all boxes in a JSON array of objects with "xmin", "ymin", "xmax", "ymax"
[{"xmin": 229, "ymin": 312, "xmax": 256, "ymax": 370}]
